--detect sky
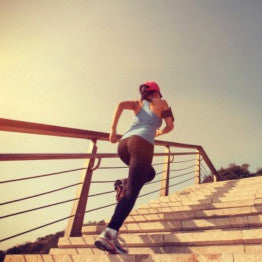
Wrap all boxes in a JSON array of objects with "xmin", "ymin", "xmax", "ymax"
[{"xmin": 0, "ymin": 0, "xmax": 262, "ymax": 250}]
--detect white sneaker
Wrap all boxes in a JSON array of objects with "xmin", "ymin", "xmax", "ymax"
[{"xmin": 94, "ymin": 228, "xmax": 128, "ymax": 254}]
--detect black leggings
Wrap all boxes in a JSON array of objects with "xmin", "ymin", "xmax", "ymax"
[{"xmin": 108, "ymin": 135, "xmax": 156, "ymax": 231}]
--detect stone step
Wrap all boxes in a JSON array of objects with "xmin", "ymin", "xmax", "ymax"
[
  {"xmin": 83, "ymin": 204, "xmax": 262, "ymax": 229},
  {"xmin": 195, "ymin": 176, "xmax": 262, "ymax": 187},
  {"xmin": 177, "ymin": 179, "xmax": 262, "ymax": 191},
  {"xmin": 133, "ymin": 198, "xmax": 262, "ymax": 214},
  {"xmin": 181, "ymin": 181, "xmax": 262, "ymax": 191},
  {"xmin": 149, "ymin": 194, "xmax": 261, "ymax": 205},
  {"xmin": 157, "ymin": 192, "xmax": 262, "ymax": 203},
  {"xmin": 127, "ymin": 204, "xmax": 262, "ymax": 222},
  {"xmin": 181, "ymin": 184, "xmax": 262, "ymax": 193},
  {"xmin": 8, "ymin": 253, "xmax": 261, "ymax": 262},
  {"xmin": 82, "ymin": 214, "xmax": 262, "ymax": 235},
  {"xmin": 49, "ymin": 243, "xmax": 262, "ymax": 256},
  {"xmin": 171, "ymin": 186, "xmax": 262, "ymax": 196},
  {"xmin": 57, "ymin": 228, "xmax": 262, "ymax": 249},
  {"xmin": 168, "ymin": 180, "xmax": 262, "ymax": 200}
]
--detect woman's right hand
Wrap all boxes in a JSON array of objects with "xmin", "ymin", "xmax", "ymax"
[{"xmin": 109, "ymin": 128, "xmax": 117, "ymax": 143}]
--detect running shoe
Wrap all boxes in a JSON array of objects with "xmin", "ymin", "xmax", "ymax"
[
  {"xmin": 114, "ymin": 178, "xmax": 127, "ymax": 202},
  {"xmin": 94, "ymin": 228, "xmax": 128, "ymax": 254}
]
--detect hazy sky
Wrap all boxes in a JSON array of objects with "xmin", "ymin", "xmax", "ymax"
[{"xmin": 0, "ymin": 0, "xmax": 262, "ymax": 250}]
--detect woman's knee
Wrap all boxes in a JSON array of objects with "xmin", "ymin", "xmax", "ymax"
[
  {"xmin": 146, "ymin": 166, "xmax": 156, "ymax": 182},
  {"xmin": 147, "ymin": 172, "xmax": 155, "ymax": 182}
]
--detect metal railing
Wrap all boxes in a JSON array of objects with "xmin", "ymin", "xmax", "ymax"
[{"xmin": 0, "ymin": 118, "xmax": 219, "ymax": 243}]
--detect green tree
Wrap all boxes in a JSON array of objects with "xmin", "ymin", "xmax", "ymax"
[
  {"xmin": 256, "ymin": 168, "xmax": 262, "ymax": 176},
  {"xmin": 202, "ymin": 163, "xmax": 261, "ymax": 183}
]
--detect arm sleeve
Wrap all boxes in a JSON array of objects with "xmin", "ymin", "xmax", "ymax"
[{"xmin": 161, "ymin": 107, "xmax": 175, "ymax": 122}]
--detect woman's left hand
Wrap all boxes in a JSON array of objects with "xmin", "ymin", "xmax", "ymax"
[{"xmin": 155, "ymin": 129, "xmax": 162, "ymax": 137}]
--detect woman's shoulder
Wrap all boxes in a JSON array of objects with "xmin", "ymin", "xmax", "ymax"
[
  {"xmin": 133, "ymin": 99, "xmax": 141, "ymax": 107},
  {"xmin": 118, "ymin": 100, "xmax": 141, "ymax": 110},
  {"xmin": 159, "ymin": 99, "xmax": 170, "ymax": 110}
]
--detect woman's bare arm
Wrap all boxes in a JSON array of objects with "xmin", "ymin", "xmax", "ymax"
[
  {"xmin": 155, "ymin": 100, "xmax": 174, "ymax": 137},
  {"xmin": 110, "ymin": 101, "xmax": 137, "ymax": 143},
  {"xmin": 111, "ymin": 101, "xmax": 136, "ymax": 129},
  {"xmin": 156, "ymin": 117, "xmax": 174, "ymax": 136}
]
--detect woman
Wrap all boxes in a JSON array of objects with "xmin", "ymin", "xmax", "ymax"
[{"xmin": 95, "ymin": 81, "xmax": 174, "ymax": 254}]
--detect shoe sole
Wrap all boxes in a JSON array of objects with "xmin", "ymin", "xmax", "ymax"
[
  {"xmin": 94, "ymin": 240, "xmax": 116, "ymax": 254},
  {"xmin": 95, "ymin": 239, "xmax": 128, "ymax": 255}
]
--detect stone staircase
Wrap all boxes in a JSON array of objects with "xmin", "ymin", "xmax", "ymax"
[{"xmin": 4, "ymin": 176, "xmax": 262, "ymax": 262}]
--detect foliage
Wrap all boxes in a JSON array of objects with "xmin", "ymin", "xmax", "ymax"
[
  {"xmin": 0, "ymin": 231, "xmax": 64, "ymax": 262},
  {"xmin": 256, "ymin": 168, "xmax": 262, "ymax": 176},
  {"xmin": 202, "ymin": 163, "xmax": 261, "ymax": 183}
]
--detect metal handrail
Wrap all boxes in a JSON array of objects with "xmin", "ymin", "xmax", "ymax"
[
  {"xmin": 0, "ymin": 152, "xmax": 196, "ymax": 161},
  {"xmin": 0, "ymin": 117, "xmax": 202, "ymax": 148}
]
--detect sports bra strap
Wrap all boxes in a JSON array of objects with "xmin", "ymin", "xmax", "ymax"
[{"xmin": 142, "ymin": 100, "xmax": 150, "ymax": 108}]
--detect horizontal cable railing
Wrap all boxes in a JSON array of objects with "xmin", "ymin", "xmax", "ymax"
[
  {"xmin": 0, "ymin": 164, "xmax": 196, "ymax": 243},
  {"xmin": 0, "ymin": 182, "xmax": 83, "ymax": 206},
  {"xmin": 0, "ymin": 198, "xmax": 79, "ymax": 220},
  {"xmin": 0, "ymin": 118, "xmax": 219, "ymax": 246},
  {"xmin": 0, "ymin": 168, "xmax": 87, "ymax": 184}
]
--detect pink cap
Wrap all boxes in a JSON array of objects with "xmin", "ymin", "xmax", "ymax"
[
  {"xmin": 142, "ymin": 81, "xmax": 160, "ymax": 92},
  {"xmin": 140, "ymin": 81, "xmax": 163, "ymax": 97}
]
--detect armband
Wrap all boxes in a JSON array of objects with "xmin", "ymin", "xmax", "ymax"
[{"xmin": 161, "ymin": 107, "xmax": 174, "ymax": 122}]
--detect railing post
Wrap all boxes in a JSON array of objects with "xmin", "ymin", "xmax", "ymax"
[
  {"xmin": 213, "ymin": 172, "xmax": 217, "ymax": 182},
  {"xmin": 160, "ymin": 146, "xmax": 171, "ymax": 197},
  {"xmin": 198, "ymin": 146, "xmax": 220, "ymax": 181},
  {"xmin": 195, "ymin": 149, "xmax": 201, "ymax": 184},
  {"xmin": 64, "ymin": 139, "xmax": 97, "ymax": 237}
]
